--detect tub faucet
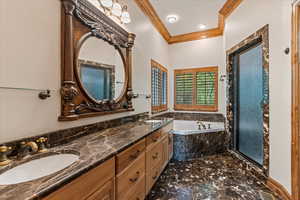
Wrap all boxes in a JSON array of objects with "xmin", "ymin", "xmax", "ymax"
[{"xmin": 197, "ymin": 121, "xmax": 206, "ymax": 130}]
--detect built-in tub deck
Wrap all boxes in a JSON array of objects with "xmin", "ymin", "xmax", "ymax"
[{"xmin": 172, "ymin": 120, "xmax": 226, "ymax": 161}]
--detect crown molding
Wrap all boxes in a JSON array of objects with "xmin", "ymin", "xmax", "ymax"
[
  {"xmin": 219, "ymin": 0, "xmax": 243, "ymax": 19},
  {"xmin": 134, "ymin": 0, "xmax": 243, "ymax": 44},
  {"xmin": 134, "ymin": 0, "xmax": 171, "ymax": 41},
  {"xmin": 168, "ymin": 28, "xmax": 223, "ymax": 44}
]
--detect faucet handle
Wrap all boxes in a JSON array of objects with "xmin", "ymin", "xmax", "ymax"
[
  {"xmin": 0, "ymin": 145, "xmax": 12, "ymax": 153},
  {"xmin": 36, "ymin": 137, "xmax": 47, "ymax": 143},
  {"xmin": 36, "ymin": 137, "xmax": 48, "ymax": 153},
  {"xmin": 0, "ymin": 145, "xmax": 12, "ymax": 166}
]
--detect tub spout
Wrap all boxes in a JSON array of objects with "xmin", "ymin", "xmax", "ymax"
[{"xmin": 197, "ymin": 121, "xmax": 206, "ymax": 130}]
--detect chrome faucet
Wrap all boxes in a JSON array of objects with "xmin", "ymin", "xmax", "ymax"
[{"xmin": 197, "ymin": 121, "xmax": 206, "ymax": 130}]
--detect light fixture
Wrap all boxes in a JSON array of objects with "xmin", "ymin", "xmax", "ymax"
[
  {"xmin": 167, "ymin": 15, "xmax": 178, "ymax": 24},
  {"xmin": 199, "ymin": 24, "xmax": 207, "ymax": 30},
  {"xmin": 99, "ymin": 0, "xmax": 113, "ymax": 8},
  {"xmin": 98, "ymin": 0, "xmax": 131, "ymax": 24},
  {"xmin": 112, "ymin": 0, "xmax": 122, "ymax": 17},
  {"xmin": 121, "ymin": 6, "xmax": 131, "ymax": 24}
]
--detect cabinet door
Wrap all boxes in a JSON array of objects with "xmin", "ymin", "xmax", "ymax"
[
  {"xmin": 116, "ymin": 153, "xmax": 146, "ymax": 199},
  {"xmin": 44, "ymin": 158, "xmax": 115, "ymax": 200},
  {"xmin": 146, "ymin": 141, "xmax": 163, "ymax": 170},
  {"xmin": 86, "ymin": 180, "xmax": 115, "ymax": 200},
  {"xmin": 162, "ymin": 136, "xmax": 169, "ymax": 169}
]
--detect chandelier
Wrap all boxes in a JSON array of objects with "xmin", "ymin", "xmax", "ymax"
[{"xmin": 99, "ymin": 0, "xmax": 131, "ymax": 24}]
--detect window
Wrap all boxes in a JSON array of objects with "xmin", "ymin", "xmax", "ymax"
[
  {"xmin": 174, "ymin": 67, "xmax": 218, "ymax": 111},
  {"xmin": 79, "ymin": 60, "xmax": 114, "ymax": 101},
  {"xmin": 151, "ymin": 60, "xmax": 168, "ymax": 113}
]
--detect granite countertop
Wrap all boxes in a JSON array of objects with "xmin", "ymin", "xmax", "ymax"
[{"xmin": 0, "ymin": 118, "xmax": 173, "ymax": 200}]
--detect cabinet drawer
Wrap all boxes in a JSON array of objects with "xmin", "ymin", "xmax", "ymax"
[
  {"xmin": 146, "ymin": 141, "xmax": 163, "ymax": 170},
  {"xmin": 146, "ymin": 130, "xmax": 162, "ymax": 147},
  {"xmin": 44, "ymin": 157, "xmax": 115, "ymax": 200},
  {"xmin": 116, "ymin": 153, "xmax": 145, "ymax": 199},
  {"xmin": 122, "ymin": 175, "xmax": 146, "ymax": 200},
  {"xmin": 161, "ymin": 122, "xmax": 173, "ymax": 136},
  {"xmin": 146, "ymin": 164, "xmax": 161, "ymax": 193},
  {"xmin": 86, "ymin": 179, "xmax": 115, "ymax": 200},
  {"xmin": 116, "ymin": 139, "xmax": 145, "ymax": 174}
]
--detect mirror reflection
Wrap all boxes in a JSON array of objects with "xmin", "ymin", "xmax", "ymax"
[{"xmin": 78, "ymin": 36, "xmax": 125, "ymax": 102}]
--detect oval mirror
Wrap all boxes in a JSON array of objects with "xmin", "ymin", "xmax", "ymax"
[{"xmin": 77, "ymin": 36, "xmax": 126, "ymax": 103}]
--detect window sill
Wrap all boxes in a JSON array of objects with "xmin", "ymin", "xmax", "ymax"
[{"xmin": 174, "ymin": 105, "xmax": 218, "ymax": 112}]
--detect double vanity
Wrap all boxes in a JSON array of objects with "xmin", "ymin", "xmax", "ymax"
[{"xmin": 0, "ymin": 119, "xmax": 173, "ymax": 200}]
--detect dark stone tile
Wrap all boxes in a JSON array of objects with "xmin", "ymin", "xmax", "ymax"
[
  {"xmin": 173, "ymin": 131, "xmax": 227, "ymax": 161},
  {"xmin": 154, "ymin": 112, "xmax": 225, "ymax": 122},
  {"xmin": 149, "ymin": 153, "xmax": 280, "ymax": 200}
]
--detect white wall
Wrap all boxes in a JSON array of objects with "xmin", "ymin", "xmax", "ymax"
[
  {"xmin": 224, "ymin": 0, "xmax": 292, "ymax": 192},
  {"xmin": 168, "ymin": 36, "xmax": 226, "ymax": 114},
  {"xmin": 0, "ymin": 0, "xmax": 170, "ymax": 143}
]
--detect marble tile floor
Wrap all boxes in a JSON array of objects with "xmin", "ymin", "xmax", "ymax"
[{"xmin": 148, "ymin": 153, "xmax": 280, "ymax": 200}]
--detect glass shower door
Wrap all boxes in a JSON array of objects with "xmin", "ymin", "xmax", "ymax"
[{"xmin": 234, "ymin": 44, "xmax": 264, "ymax": 165}]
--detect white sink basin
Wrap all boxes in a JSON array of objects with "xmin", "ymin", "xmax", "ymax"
[
  {"xmin": 145, "ymin": 120, "xmax": 163, "ymax": 123},
  {"xmin": 0, "ymin": 154, "xmax": 79, "ymax": 185}
]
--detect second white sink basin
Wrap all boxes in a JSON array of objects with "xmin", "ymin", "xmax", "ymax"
[
  {"xmin": 145, "ymin": 120, "xmax": 163, "ymax": 123},
  {"xmin": 0, "ymin": 154, "xmax": 79, "ymax": 185}
]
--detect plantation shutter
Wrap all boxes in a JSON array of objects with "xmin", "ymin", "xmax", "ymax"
[
  {"xmin": 175, "ymin": 73, "xmax": 193, "ymax": 105},
  {"xmin": 151, "ymin": 67, "xmax": 160, "ymax": 106},
  {"xmin": 196, "ymin": 71, "xmax": 217, "ymax": 106},
  {"xmin": 151, "ymin": 60, "xmax": 168, "ymax": 113},
  {"xmin": 174, "ymin": 67, "xmax": 218, "ymax": 111}
]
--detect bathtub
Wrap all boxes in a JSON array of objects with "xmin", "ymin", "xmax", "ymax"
[{"xmin": 171, "ymin": 120, "xmax": 227, "ymax": 161}]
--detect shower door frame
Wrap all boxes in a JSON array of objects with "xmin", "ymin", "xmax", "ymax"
[{"xmin": 226, "ymin": 25, "xmax": 270, "ymax": 176}]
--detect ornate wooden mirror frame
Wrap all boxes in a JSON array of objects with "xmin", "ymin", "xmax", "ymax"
[{"xmin": 59, "ymin": 0, "xmax": 136, "ymax": 121}]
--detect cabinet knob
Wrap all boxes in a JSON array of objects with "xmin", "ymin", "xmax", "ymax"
[
  {"xmin": 129, "ymin": 150, "xmax": 140, "ymax": 160},
  {"xmin": 152, "ymin": 152, "xmax": 159, "ymax": 160},
  {"xmin": 129, "ymin": 171, "xmax": 140, "ymax": 183}
]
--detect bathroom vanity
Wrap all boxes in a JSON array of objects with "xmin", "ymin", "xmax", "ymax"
[
  {"xmin": 44, "ymin": 122, "xmax": 173, "ymax": 200},
  {"xmin": 0, "ymin": 119, "xmax": 173, "ymax": 200}
]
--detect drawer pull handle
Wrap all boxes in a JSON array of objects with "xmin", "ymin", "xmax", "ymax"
[
  {"xmin": 152, "ymin": 152, "xmax": 159, "ymax": 160},
  {"xmin": 152, "ymin": 138, "xmax": 158, "ymax": 142},
  {"xmin": 152, "ymin": 171, "xmax": 159, "ymax": 180},
  {"xmin": 129, "ymin": 150, "xmax": 141, "ymax": 159},
  {"xmin": 129, "ymin": 171, "xmax": 140, "ymax": 183}
]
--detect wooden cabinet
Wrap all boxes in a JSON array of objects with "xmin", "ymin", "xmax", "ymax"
[
  {"xmin": 146, "ymin": 164, "xmax": 161, "ymax": 192},
  {"xmin": 44, "ymin": 158, "xmax": 115, "ymax": 200},
  {"xmin": 146, "ymin": 141, "xmax": 163, "ymax": 169},
  {"xmin": 162, "ymin": 135, "xmax": 169, "ymax": 169},
  {"xmin": 145, "ymin": 122, "xmax": 173, "ymax": 194},
  {"xmin": 116, "ymin": 139, "xmax": 145, "ymax": 174},
  {"xmin": 44, "ymin": 123, "xmax": 173, "ymax": 200},
  {"xmin": 122, "ymin": 175, "xmax": 146, "ymax": 200},
  {"xmin": 86, "ymin": 180, "xmax": 115, "ymax": 200},
  {"xmin": 116, "ymin": 153, "xmax": 146, "ymax": 199},
  {"xmin": 146, "ymin": 130, "xmax": 163, "ymax": 146}
]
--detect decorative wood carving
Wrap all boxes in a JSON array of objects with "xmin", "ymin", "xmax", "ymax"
[{"xmin": 59, "ymin": 0, "xmax": 136, "ymax": 121}]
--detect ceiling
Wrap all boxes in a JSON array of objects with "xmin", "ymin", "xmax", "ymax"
[
  {"xmin": 149, "ymin": 0, "xmax": 226, "ymax": 36},
  {"xmin": 135, "ymin": 0, "xmax": 243, "ymax": 44}
]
